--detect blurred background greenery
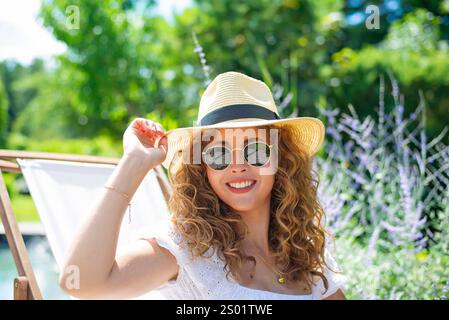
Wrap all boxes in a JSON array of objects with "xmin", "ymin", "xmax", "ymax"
[
  {"xmin": 0, "ymin": 0, "xmax": 448, "ymax": 300},
  {"xmin": 1, "ymin": 0, "xmax": 448, "ymax": 220},
  {"xmin": 0, "ymin": 1, "xmax": 446, "ymax": 221}
]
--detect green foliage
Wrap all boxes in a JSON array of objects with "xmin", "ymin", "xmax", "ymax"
[
  {"xmin": 10, "ymin": 194, "xmax": 40, "ymax": 222},
  {"xmin": 184, "ymin": 0, "xmax": 345, "ymax": 116},
  {"xmin": 0, "ymin": 0, "xmax": 448, "ymax": 299},
  {"xmin": 336, "ymin": 236, "xmax": 449, "ymax": 299},
  {"xmin": 0, "ymin": 80, "xmax": 7, "ymax": 147},
  {"xmin": 1, "ymin": 173, "xmax": 40, "ymax": 223},
  {"xmin": 2, "ymin": 172, "xmax": 17, "ymax": 199},
  {"xmin": 38, "ymin": 0, "xmax": 198, "ymax": 139},
  {"xmin": 326, "ymin": 9, "xmax": 449, "ymax": 140},
  {"xmin": 336, "ymin": 202, "xmax": 449, "ymax": 299},
  {"xmin": 7, "ymin": 133, "xmax": 122, "ymax": 157},
  {"xmin": 1, "ymin": 1, "xmax": 446, "ymax": 144},
  {"xmin": 382, "ymin": 9, "xmax": 443, "ymax": 52},
  {"xmin": 318, "ymin": 78, "xmax": 449, "ymax": 299}
]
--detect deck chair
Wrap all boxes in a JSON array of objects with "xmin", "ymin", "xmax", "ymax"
[{"xmin": 0, "ymin": 149, "xmax": 173, "ymax": 300}]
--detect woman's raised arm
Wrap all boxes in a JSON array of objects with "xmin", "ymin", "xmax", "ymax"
[{"xmin": 58, "ymin": 118, "xmax": 176, "ymax": 299}]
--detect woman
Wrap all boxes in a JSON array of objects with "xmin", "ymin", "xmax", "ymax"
[{"xmin": 59, "ymin": 71, "xmax": 346, "ymax": 300}]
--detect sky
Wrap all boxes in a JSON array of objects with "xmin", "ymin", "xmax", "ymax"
[{"xmin": 0, "ymin": 0, "xmax": 191, "ymax": 65}]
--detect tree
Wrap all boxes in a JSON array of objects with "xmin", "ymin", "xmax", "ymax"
[
  {"xmin": 327, "ymin": 9, "xmax": 449, "ymax": 141},
  {"xmin": 39, "ymin": 0, "xmax": 190, "ymax": 137},
  {"xmin": 0, "ymin": 79, "xmax": 8, "ymax": 147},
  {"xmin": 175, "ymin": 0, "xmax": 345, "ymax": 118}
]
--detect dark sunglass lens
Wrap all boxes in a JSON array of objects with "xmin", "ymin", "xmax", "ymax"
[
  {"xmin": 203, "ymin": 145, "xmax": 231, "ymax": 170},
  {"xmin": 244, "ymin": 142, "xmax": 270, "ymax": 166}
]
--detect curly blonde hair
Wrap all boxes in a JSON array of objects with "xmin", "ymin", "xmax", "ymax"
[{"xmin": 166, "ymin": 124, "xmax": 331, "ymax": 292}]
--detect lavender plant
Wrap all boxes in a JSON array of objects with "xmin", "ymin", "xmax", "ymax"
[
  {"xmin": 192, "ymin": 31, "xmax": 212, "ymax": 87},
  {"xmin": 189, "ymin": 31, "xmax": 448, "ymax": 297},
  {"xmin": 316, "ymin": 75, "xmax": 449, "ymax": 299}
]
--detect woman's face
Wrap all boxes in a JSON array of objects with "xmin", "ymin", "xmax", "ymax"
[{"xmin": 203, "ymin": 127, "xmax": 276, "ymax": 213}]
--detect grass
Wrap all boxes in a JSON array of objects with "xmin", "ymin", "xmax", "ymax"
[
  {"xmin": 11, "ymin": 194, "xmax": 40, "ymax": 222},
  {"xmin": 1, "ymin": 194, "xmax": 40, "ymax": 223}
]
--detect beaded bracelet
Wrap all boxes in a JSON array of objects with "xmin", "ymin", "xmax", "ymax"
[{"xmin": 104, "ymin": 185, "xmax": 132, "ymax": 224}]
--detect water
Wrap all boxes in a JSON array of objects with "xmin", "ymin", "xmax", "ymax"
[{"xmin": 0, "ymin": 235, "xmax": 70, "ymax": 299}]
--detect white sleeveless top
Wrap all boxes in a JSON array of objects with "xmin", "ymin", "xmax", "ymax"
[{"xmin": 142, "ymin": 221, "xmax": 346, "ymax": 300}]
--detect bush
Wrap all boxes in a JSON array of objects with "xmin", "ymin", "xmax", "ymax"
[
  {"xmin": 0, "ymin": 81, "xmax": 8, "ymax": 148},
  {"xmin": 317, "ymin": 75, "xmax": 449, "ymax": 299},
  {"xmin": 326, "ymin": 9, "xmax": 449, "ymax": 142}
]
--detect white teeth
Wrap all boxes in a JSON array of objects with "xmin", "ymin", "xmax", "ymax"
[{"xmin": 227, "ymin": 180, "xmax": 255, "ymax": 189}]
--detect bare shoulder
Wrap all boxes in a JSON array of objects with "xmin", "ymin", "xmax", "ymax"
[
  {"xmin": 139, "ymin": 236, "xmax": 180, "ymax": 281},
  {"xmin": 92, "ymin": 237, "xmax": 180, "ymax": 299},
  {"xmin": 122, "ymin": 236, "xmax": 180, "ymax": 282}
]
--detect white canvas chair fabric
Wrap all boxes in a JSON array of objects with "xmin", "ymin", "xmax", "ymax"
[{"xmin": 17, "ymin": 158, "xmax": 171, "ymax": 299}]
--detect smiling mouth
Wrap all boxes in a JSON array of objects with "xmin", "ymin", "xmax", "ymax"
[{"xmin": 225, "ymin": 180, "xmax": 257, "ymax": 193}]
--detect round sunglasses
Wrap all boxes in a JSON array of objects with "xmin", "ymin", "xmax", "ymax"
[{"xmin": 201, "ymin": 141, "xmax": 273, "ymax": 170}]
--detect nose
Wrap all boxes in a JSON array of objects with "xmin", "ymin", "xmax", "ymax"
[
  {"xmin": 231, "ymin": 165, "xmax": 247, "ymax": 173},
  {"xmin": 230, "ymin": 148, "xmax": 247, "ymax": 173}
]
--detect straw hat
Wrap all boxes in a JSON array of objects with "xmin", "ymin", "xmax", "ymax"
[{"xmin": 159, "ymin": 71, "xmax": 325, "ymax": 174}]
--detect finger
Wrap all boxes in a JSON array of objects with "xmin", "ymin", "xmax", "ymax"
[
  {"xmin": 134, "ymin": 118, "xmax": 145, "ymax": 127},
  {"xmin": 132, "ymin": 118, "xmax": 146, "ymax": 133},
  {"xmin": 130, "ymin": 122, "xmax": 143, "ymax": 135},
  {"xmin": 152, "ymin": 123, "xmax": 164, "ymax": 138},
  {"xmin": 143, "ymin": 121, "xmax": 155, "ymax": 136},
  {"xmin": 155, "ymin": 123, "xmax": 165, "ymax": 133},
  {"xmin": 155, "ymin": 135, "xmax": 168, "ymax": 153}
]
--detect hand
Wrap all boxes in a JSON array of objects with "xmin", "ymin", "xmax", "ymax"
[{"xmin": 122, "ymin": 118, "xmax": 168, "ymax": 168}]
